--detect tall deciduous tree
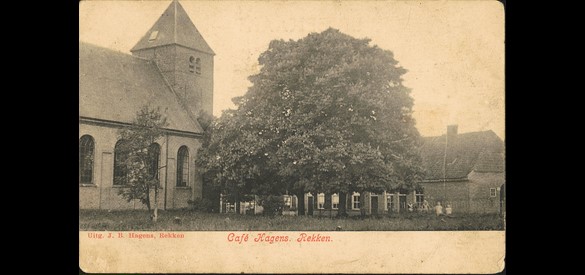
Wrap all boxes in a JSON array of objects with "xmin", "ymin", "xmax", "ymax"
[
  {"xmin": 116, "ymin": 105, "xmax": 168, "ymax": 222},
  {"xmin": 197, "ymin": 28, "xmax": 424, "ymax": 216}
]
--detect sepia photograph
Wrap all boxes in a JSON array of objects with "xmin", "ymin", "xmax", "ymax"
[{"xmin": 79, "ymin": 0, "xmax": 505, "ymax": 273}]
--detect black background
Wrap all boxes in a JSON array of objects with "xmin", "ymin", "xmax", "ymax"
[{"xmin": 19, "ymin": 0, "xmax": 538, "ymax": 274}]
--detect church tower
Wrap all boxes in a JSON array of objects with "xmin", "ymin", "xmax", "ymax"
[{"xmin": 131, "ymin": 0, "xmax": 214, "ymax": 116}]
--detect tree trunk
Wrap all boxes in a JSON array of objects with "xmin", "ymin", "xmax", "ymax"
[
  {"xmin": 235, "ymin": 192, "xmax": 241, "ymax": 214},
  {"xmin": 145, "ymin": 186, "xmax": 152, "ymax": 212},
  {"xmin": 152, "ymin": 186, "xmax": 159, "ymax": 222},
  {"xmin": 296, "ymin": 189, "xmax": 305, "ymax": 216},
  {"xmin": 324, "ymin": 192, "xmax": 332, "ymax": 218},
  {"xmin": 338, "ymin": 191, "xmax": 348, "ymax": 217}
]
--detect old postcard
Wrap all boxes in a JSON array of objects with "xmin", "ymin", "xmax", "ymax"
[{"xmin": 79, "ymin": 0, "xmax": 505, "ymax": 273}]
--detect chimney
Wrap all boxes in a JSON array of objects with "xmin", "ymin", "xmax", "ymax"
[{"xmin": 447, "ymin": 125, "xmax": 458, "ymax": 144}]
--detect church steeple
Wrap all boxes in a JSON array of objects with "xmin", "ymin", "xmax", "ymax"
[
  {"xmin": 131, "ymin": 0, "xmax": 214, "ymax": 116},
  {"xmin": 131, "ymin": 0, "xmax": 214, "ymax": 55}
]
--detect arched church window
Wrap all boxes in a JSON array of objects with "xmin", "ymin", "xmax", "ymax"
[
  {"xmin": 113, "ymin": 139, "xmax": 130, "ymax": 186},
  {"xmin": 177, "ymin": 146, "xmax": 189, "ymax": 187},
  {"xmin": 79, "ymin": 135, "xmax": 95, "ymax": 184}
]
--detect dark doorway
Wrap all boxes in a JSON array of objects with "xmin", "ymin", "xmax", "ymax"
[
  {"xmin": 307, "ymin": 196, "xmax": 314, "ymax": 216},
  {"xmin": 371, "ymin": 196, "xmax": 379, "ymax": 215},
  {"xmin": 399, "ymin": 194, "xmax": 407, "ymax": 213}
]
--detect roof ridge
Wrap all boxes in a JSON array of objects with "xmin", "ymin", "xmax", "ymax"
[
  {"xmin": 173, "ymin": 0, "xmax": 178, "ymax": 44},
  {"xmin": 422, "ymin": 129, "xmax": 497, "ymax": 139},
  {"xmin": 80, "ymin": 41, "xmax": 152, "ymax": 62}
]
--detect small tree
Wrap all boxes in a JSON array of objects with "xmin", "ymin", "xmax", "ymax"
[{"xmin": 116, "ymin": 105, "xmax": 168, "ymax": 222}]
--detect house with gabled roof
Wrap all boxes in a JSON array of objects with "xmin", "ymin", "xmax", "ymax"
[
  {"xmin": 79, "ymin": 0, "xmax": 214, "ymax": 209},
  {"xmin": 416, "ymin": 125, "xmax": 505, "ymax": 213}
]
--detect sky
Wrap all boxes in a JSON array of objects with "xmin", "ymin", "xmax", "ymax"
[{"xmin": 79, "ymin": 0, "xmax": 505, "ymax": 139}]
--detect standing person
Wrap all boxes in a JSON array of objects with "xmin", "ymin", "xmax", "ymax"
[
  {"xmin": 445, "ymin": 204, "xmax": 452, "ymax": 216},
  {"xmin": 422, "ymin": 200, "xmax": 430, "ymax": 213},
  {"xmin": 435, "ymin": 201, "xmax": 443, "ymax": 216}
]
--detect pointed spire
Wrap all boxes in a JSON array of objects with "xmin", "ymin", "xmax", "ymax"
[{"xmin": 131, "ymin": 0, "xmax": 214, "ymax": 55}]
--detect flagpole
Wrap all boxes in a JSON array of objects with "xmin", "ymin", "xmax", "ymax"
[{"xmin": 443, "ymin": 128, "xmax": 448, "ymax": 203}]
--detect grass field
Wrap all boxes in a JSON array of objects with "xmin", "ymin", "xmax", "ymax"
[{"xmin": 79, "ymin": 209, "xmax": 504, "ymax": 231}]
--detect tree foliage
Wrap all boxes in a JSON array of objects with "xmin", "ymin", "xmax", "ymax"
[
  {"xmin": 116, "ymin": 105, "xmax": 168, "ymax": 221},
  {"xmin": 197, "ymin": 28, "xmax": 424, "ymax": 213}
]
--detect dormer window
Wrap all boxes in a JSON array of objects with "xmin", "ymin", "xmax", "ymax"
[{"xmin": 149, "ymin": 31, "xmax": 159, "ymax": 41}]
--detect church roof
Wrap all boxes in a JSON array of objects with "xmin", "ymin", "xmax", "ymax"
[
  {"xmin": 79, "ymin": 42, "xmax": 203, "ymax": 134},
  {"xmin": 420, "ymin": 130, "xmax": 504, "ymax": 181},
  {"xmin": 130, "ymin": 0, "xmax": 214, "ymax": 55}
]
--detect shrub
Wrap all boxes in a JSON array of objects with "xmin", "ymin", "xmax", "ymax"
[
  {"xmin": 260, "ymin": 195, "xmax": 285, "ymax": 217},
  {"xmin": 188, "ymin": 198, "xmax": 213, "ymax": 212}
]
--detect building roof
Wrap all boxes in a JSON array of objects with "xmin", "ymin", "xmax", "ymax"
[
  {"xmin": 420, "ymin": 130, "xmax": 504, "ymax": 181},
  {"xmin": 130, "ymin": 0, "xmax": 214, "ymax": 55},
  {"xmin": 79, "ymin": 42, "xmax": 203, "ymax": 134}
]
